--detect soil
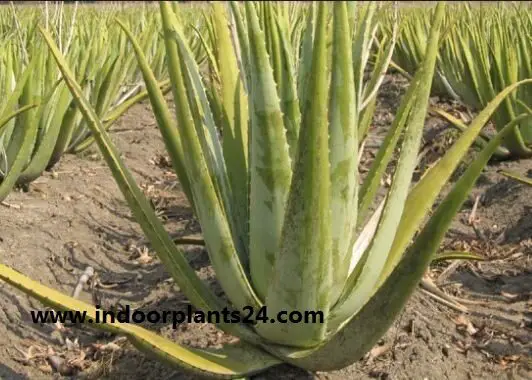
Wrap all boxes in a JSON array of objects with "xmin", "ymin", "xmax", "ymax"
[{"xmin": 0, "ymin": 75, "xmax": 530, "ymax": 380}]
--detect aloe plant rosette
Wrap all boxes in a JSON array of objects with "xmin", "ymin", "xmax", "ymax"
[
  {"xmin": 0, "ymin": 4, "xmax": 173, "ymax": 201},
  {"xmin": 389, "ymin": 3, "xmax": 532, "ymax": 159},
  {"xmin": 1, "ymin": 1, "xmax": 531, "ymax": 378}
]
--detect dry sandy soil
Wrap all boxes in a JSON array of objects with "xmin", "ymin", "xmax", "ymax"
[{"xmin": 0, "ymin": 74, "xmax": 530, "ymax": 379}]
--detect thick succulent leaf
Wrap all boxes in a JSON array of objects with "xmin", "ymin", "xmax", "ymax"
[
  {"xmin": 499, "ymin": 170, "xmax": 532, "ymax": 186},
  {"xmin": 0, "ymin": 104, "xmax": 37, "ymax": 135},
  {"xmin": 0, "ymin": 54, "xmax": 38, "ymax": 152},
  {"xmin": 244, "ymin": 1, "xmax": 292, "ymax": 301},
  {"xmin": 264, "ymin": 3, "xmax": 282, "ymax": 94},
  {"xmin": 191, "ymin": 24, "xmax": 221, "ymax": 84},
  {"xmin": 347, "ymin": 198, "xmax": 386, "ymax": 282},
  {"xmin": 115, "ymin": 19, "xmax": 195, "ymax": 209},
  {"xmin": 258, "ymin": 2, "xmax": 331, "ymax": 348},
  {"xmin": 0, "ymin": 55, "xmax": 43, "ymax": 200},
  {"xmin": 48, "ymin": 48, "xmax": 94, "ymax": 166},
  {"xmin": 47, "ymin": 102, "xmax": 83, "ymax": 169},
  {"xmin": 211, "ymin": 2, "xmax": 250, "ymax": 260},
  {"xmin": 356, "ymin": 61, "xmax": 418, "ymax": 221},
  {"xmin": 329, "ymin": 0, "xmax": 445, "ymax": 330},
  {"xmin": 17, "ymin": 79, "xmax": 64, "ymax": 185},
  {"xmin": 76, "ymin": 83, "xmax": 173, "ymax": 154},
  {"xmin": 266, "ymin": 91, "xmax": 521, "ymax": 372},
  {"xmin": 360, "ymin": 29, "xmax": 396, "ymax": 111},
  {"xmin": 381, "ymin": 84, "xmax": 532, "ymax": 283},
  {"xmin": 296, "ymin": 3, "xmax": 316, "ymax": 113},
  {"xmin": 431, "ymin": 251, "xmax": 484, "ymax": 263},
  {"xmin": 388, "ymin": 59, "xmax": 414, "ymax": 80},
  {"xmin": 0, "ymin": 264, "xmax": 281, "ymax": 379},
  {"xmin": 352, "ymin": 2, "xmax": 377, "ymax": 102},
  {"xmin": 228, "ymin": 1, "xmax": 250, "ymax": 91},
  {"xmin": 327, "ymin": 2, "xmax": 358, "ymax": 304},
  {"xmin": 274, "ymin": 9, "xmax": 301, "ymax": 162},
  {"xmin": 161, "ymin": 3, "xmax": 262, "ymax": 312},
  {"xmin": 40, "ymin": 26, "xmax": 260, "ymax": 342},
  {"xmin": 168, "ymin": 18, "xmax": 251, "ymax": 263},
  {"xmin": 430, "ymin": 106, "xmax": 510, "ymax": 158},
  {"xmin": 333, "ymin": 198, "xmax": 387, "ymax": 308},
  {"xmin": 357, "ymin": 97, "xmax": 377, "ymax": 141},
  {"xmin": 94, "ymin": 55, "xmax": 120, "ymax": 116},
  {"xmin": 495, "ymin": 124, "xmax": 532, "ymax": 158}
]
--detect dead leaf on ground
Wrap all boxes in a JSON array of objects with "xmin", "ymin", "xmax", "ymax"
[{"xmin": 453, "ymin": 314, "xmax": 478, "ymax": 336}]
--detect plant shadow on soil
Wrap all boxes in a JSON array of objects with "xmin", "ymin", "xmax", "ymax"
[{"xmin": 0, "ymin": 75, "xmax": 530, "ymax": 379}]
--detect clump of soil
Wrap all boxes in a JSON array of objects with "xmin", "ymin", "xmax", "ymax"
[{"xmin": 0, "ymin": 77, "xmax": 530, "ymax": 379}]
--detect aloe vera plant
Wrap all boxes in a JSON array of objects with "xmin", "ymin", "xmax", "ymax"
[
  {"xmin": 436, "ymin": 4, "xmax": 532, "ymax": 159},
  {"xmin": 0, "ymin": 37, "xmax": 160, "ymax": 200},
  {"xmin": 0, "ymin": 4, "xmax": 172, "ymax": 200},
  {"xmin": 390, "ymin": 2, "xmax": 532, "ymax": 159},
  {"xmin": 1, "ymin": 1, "xmax": 531, "ymax": 377}
]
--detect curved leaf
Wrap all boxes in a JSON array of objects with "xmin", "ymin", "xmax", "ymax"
[{"xmin": 0, "ymin": 264, "xmax": 280, "ymax": 379}]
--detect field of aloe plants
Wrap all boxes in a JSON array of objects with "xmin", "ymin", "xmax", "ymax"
[{"xmin": 0, "ymin": 1, "xmax": 530, "ymax": 379}]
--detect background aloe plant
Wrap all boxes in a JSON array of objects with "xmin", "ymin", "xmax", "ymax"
[
  {"xmin": 436, "ymin": 3, "xmax": 532, "ymax": 159},
  {"xmin": 389, "ymin": 2, "xmax": 532, "ymax": 159},
  {"xmin": 0, "ymin": 3, "xmax": 173, "ymax": 201},
  {"xmin": 0, "ymin": 1, "xmax": 530, "ymax": 378}
]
